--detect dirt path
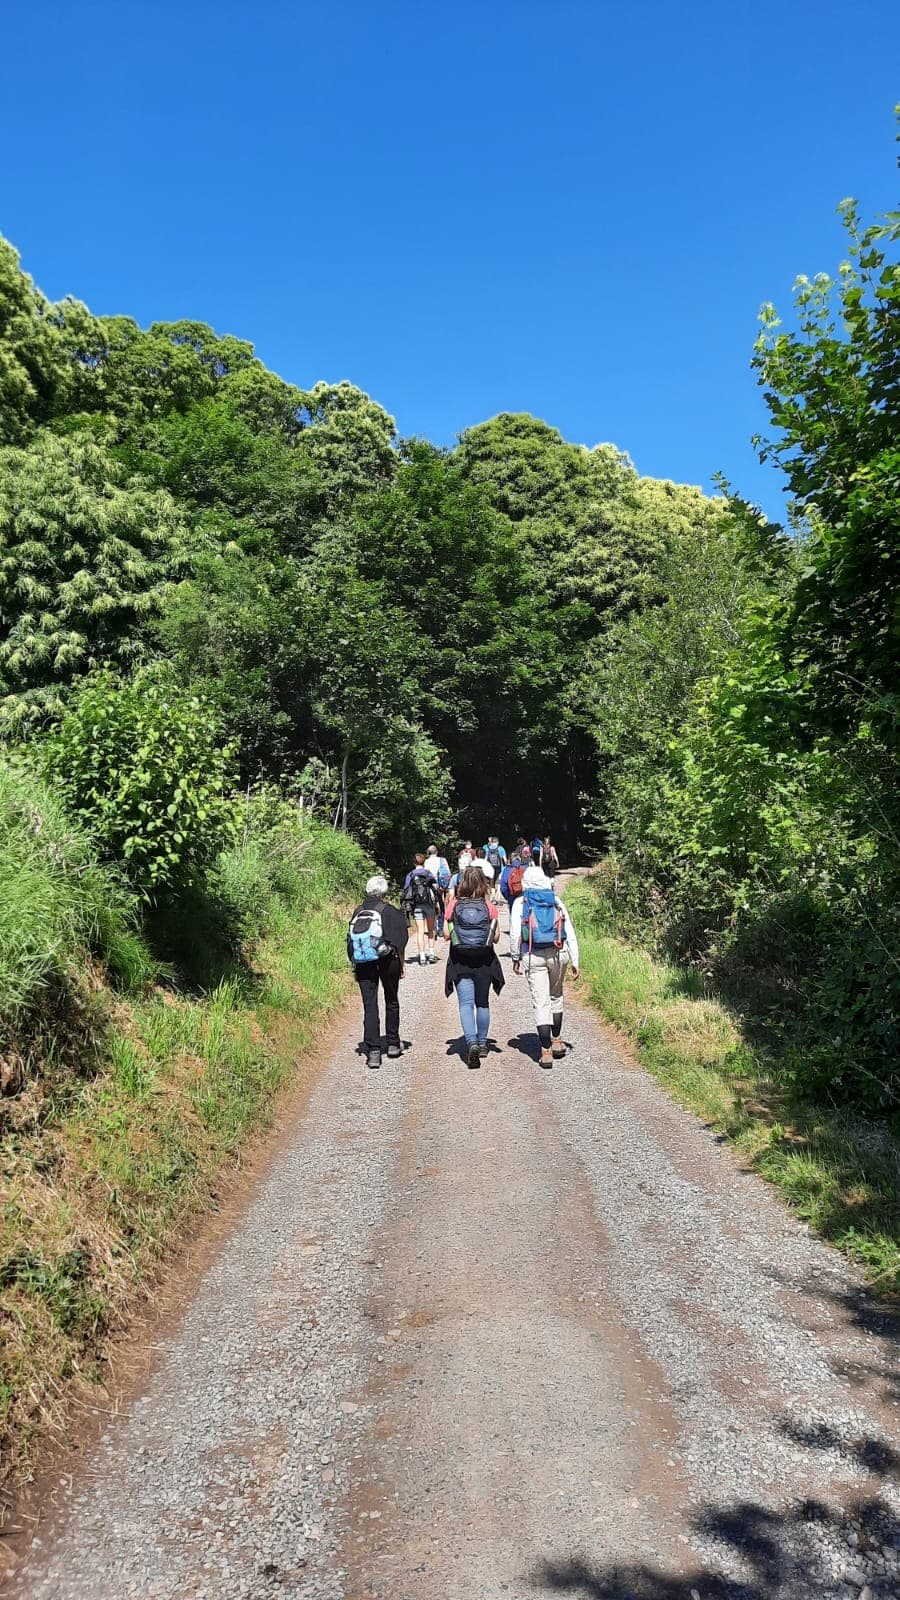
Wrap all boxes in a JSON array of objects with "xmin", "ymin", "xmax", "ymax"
[{"xmin": 8, "ymin": 880, "xmax": 900, "ymax": 1598}]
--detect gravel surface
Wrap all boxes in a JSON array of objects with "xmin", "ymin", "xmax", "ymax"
[{"xmin": 10, "ymin": 881, "xmax": 899, "ymax": 1599}]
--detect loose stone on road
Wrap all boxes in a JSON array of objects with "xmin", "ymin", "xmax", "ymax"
[{"xmin": 10, "ymin": 880, "xmax": 900, "ymax": 1598}]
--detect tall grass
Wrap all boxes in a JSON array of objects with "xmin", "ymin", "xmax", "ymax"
[
  {"xmin": 566, "ymin": 875, "xmax": 900, "ymax": 1292},
  {"xmin": 0, "ymin": 759, "xmax": 151, "ymax": 1027}
]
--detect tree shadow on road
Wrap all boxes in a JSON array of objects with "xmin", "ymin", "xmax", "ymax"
[{"xmin": 530, "ymin": 1493, "xmax": 900, "ymax": 1598}]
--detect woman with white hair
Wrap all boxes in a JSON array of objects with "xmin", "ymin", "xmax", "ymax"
[
  {"xmin": 347, "ymin": 874, "xmax": 409, "ymax": 1069},
  {"xmin": 509, "ymin": 865, "xmax": 580, "ymax": 1068}
]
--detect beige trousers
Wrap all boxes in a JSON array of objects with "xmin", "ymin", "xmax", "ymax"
[{"xmin": 524, "ymin": 948, "xmax": 568, "ymax": 1027}]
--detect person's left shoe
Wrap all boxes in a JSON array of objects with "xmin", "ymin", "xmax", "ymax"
[
  {"xmin": 539, "ymin": 1049, "xmax": 553, "ymax": 1069},
  {"xmin": 551, "ymin": 1037, "xmax": 566, "ymax": 1059},
  {"xmin": 467, "ymin": 1041, "xmax": 481, "ymax": 1070},
  {"xmin": 367, "ymin": 1048, "xmax": 382, "ymax": 1069}
]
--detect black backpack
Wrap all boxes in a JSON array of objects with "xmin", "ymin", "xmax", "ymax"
[{"xmin": 407, "ymin": 871, "xmax": 436, "ymax": 911}]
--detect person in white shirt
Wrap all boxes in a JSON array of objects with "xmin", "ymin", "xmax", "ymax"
[{"xmin": 509, "ymin": 866, "xmax": 580, "ymax": 1068}]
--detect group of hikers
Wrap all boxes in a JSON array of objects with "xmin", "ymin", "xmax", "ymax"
[{"xmin": 347, "ymin": 834, "xmax": 578, "ymax": 1072}]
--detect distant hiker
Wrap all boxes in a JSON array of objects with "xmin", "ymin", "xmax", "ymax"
[
  {"xmin": 516, "ymin": 836, "xmax": 533, "ymax": 865},
  {"xmin": 347, "ymin": 875, "xmax": 409, "ymax": 1069},
  {"xmin": 402, "ymin": 853, "xmax": 441, "ymax": 966},
  {"xmin": 483, "ymin": 836, "xmax": 507, "ymax": 875},
  {"xmin": 500, "ymin": 853, "xmax": 525, "ymax": 911},
  {"xmin": 444, "ymin": 866, "xmax": 504, "ymax": 1069},
  {"xmin": 542, "ymin": 836, "xmax": 560, "ymax": 879},
  {"xmin": 425, "ymin": 843, "xmax": 452, "ymax": 934},
  {"xmin": 483, "ymin": 835, "xmax": 507, "ymax": 902},
  {"xmin": 531, "ymin": 835, "xmax": 543, "ymax": 867},
  {"xmin": 509, "ymin": 865, "xmax": 580, "ymax": 1069},
  {"xmin": 425, "ymin": 843, "xmax": 452, "ymax": 889}
]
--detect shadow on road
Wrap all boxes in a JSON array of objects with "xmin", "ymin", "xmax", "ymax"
[{"xmin": 530, "ymin": 1493, "xmax": 900, "ymax": 1598}]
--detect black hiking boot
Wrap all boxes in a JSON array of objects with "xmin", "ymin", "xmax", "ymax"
[
  {"xmin": 477, "ymin": 1042, "xmax": 489, "ymax": 1058},
  {"xmin": 367, "ymin": 1048, "xmax": 382, "ymax": 1069},
  {"xmin": 467, "ymin": 1041, "xmax": 481, "ymax": 1070}
]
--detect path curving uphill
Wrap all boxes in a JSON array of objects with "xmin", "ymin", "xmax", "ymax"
[{"xmin": 9, "ymin": 878, "xmax": 899, "ymax": 1599}]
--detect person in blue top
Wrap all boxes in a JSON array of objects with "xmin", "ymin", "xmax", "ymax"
[
  {"xmin": 531, "ymin": 835, "xmax": 543, "ymax": 866},
  {"xmin": 483, "ymin": 836, "xmax": 507, "ymax": 874}
]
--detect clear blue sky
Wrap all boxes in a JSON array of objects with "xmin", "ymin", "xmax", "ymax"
[{"xmin": 2, "ymin": 1, "xmax": 898, "ymax": 520}]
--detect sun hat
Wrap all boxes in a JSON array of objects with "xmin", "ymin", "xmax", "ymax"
[{"xmin": 522, "ymin": 865, "xmax": 552, "ymax": 890}]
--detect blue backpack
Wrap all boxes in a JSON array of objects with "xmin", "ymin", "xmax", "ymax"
[
  {"xmin": 348, "ymin": 905, "xmax": 385, "ymax": 964},
  {"xmin": 452, "ymin": 898, "xmax": 492, "ymax": 949},
  {"xmin": 520, "ymin": 888, "xmax": 564, "ymax": 950}
]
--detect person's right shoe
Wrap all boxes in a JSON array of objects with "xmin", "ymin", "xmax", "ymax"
[
  {"xmin": 551, "ymin": 1037, "xmax": 566, "ymax": 1059},
  {"xmin": 367, "ymin": 1048, "xmax": 382, "ymax": 1069},
  {"xmin": 467, "ymin": 1041, "xmax": 481, "ymax": 1070},
  {"xmin": 477, "ymin": 1041, "xmax": 489, "ymax": 1058},
  {"xmin": 387, "ymin": 1042, "xmax": 402, "ymax": 1059},
  {"xmin": 539, "ymin": 1049, "xmax": 553, "ymax": 1069}
]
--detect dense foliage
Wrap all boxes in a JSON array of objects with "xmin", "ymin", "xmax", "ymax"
[{"xmin": 0, "ymin": 178, "xmax": 897, "ymax": 1111}]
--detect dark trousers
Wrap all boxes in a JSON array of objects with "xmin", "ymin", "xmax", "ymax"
[{"xmin": 355, "ymin": 953, "xmax": 401, "ymax": 1049}]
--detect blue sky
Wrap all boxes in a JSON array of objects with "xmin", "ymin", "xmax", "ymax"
[{"xmin": 2, "ymin": 1, "xmax": 898, "ymax": 520}]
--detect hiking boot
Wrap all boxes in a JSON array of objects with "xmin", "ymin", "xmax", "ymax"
[
  {"xmin": 477, "ymin": 1041, "xmax": 489, "ymax": 1058},
  {"xmin": 387, "ymin": 1042, "xmax": 402, "ymax": 1059},
  {"xmin": 367, "ymin": 1048, "xmax": 382, "ymax": 1069},
  {"xmin": 419, "ymin": 953, "xmax": 427, "ymax": 967},
  {"xmin": 426, "ymin": 951, "xmax": 438, "ymax": 964},
  {"xmin": 467, "ymin": 1041, "xmax": 481, "ymax": 1070},
  {"xmin": 539, "ymin": 1049, "xmax": 553, "ymax": 1069},
  {"xmin": 551, "ymin": 1037, "xmax": 566, "ymax": 1059}
]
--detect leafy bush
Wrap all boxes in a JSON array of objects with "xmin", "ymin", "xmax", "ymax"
[{"xmin": 39, "ymin": 667, "xmax": 237, "ymax": 896}]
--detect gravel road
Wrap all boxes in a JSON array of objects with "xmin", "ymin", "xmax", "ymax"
[{"xmin": 9, "ymin": 878, "xmax": 899, "ymax": 1599}]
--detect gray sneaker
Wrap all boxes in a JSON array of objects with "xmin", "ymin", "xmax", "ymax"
[{"xmin": 367, "ymin": 1048, "xmax": 382, "ymax": 1069}]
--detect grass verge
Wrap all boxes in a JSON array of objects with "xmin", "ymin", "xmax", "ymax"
[
  {"xmin": 566, "ymin": 876, "xmax": 900, "ymax": 1293},
  {"xmin": 0, "ymin": 879, "xmax": 362, "ymax": 1513}
]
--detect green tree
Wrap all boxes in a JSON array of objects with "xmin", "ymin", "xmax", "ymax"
[{"xmin": 0, "ymin": 432, "xmax": 185, "ymax": 722}]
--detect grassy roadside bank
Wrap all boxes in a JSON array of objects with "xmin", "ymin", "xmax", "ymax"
[
  {"xmin": 0, "ymin": 790, "xmax": 370, "ymax": 1514},
  {"xmin": 565, "ymin": 876, "xmax": 900, "ymax": 1293}
]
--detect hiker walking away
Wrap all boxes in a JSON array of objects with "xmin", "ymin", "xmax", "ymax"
[
  {"xmin": 510, "ymin": 865, "xmax": 580, "ymax": 1069},
  {"xmin": 542, "ymin": 836, "xmax": 560, "ymax": 879},
  {"xmin": 516, "ymin": 835, "xmax": 533, "ymax": 865},
  {"xmin": 444, "ymin": 865, "xmax": 504, "ymax": 1069},
  {"xmin": 500, "ymin": 852, "xmax": 525, "ymax": 912},
  {"xmin": 483, "ymin": 835, "xmax": 507, "ymax": 901},
  {"xmin": 402, "ymin": 853, "xmax": 440, "ymax": 966},
  {"xmin": 347, "ymin": 875, "xmax": 408, "ymax": 1069},
  {"xmin": 531, "ymin": 834, "xmax": 543, "ymax": 868},
  {"xmin": 425, "ymin": 843, "xmax": 452, "ymax": 934}
]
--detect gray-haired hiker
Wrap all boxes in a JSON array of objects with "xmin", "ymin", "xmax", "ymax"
[
  {"xmin": 347, "ymin": 875, "xmax": 408, "ymax": 1069},
  {"xmin": 509, "ymin": 865, "xmax": 580, "ymax": 1068}
]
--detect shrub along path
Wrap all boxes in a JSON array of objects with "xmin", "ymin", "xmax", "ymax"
[{"xmin": 8, "ymin": 879, "xmax": 900, "ymax": 1599}]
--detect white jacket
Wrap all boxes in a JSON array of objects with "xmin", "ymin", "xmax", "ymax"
[{"xmin": 509, "ymin": 891, "xmax": 580, "ymax": 968}]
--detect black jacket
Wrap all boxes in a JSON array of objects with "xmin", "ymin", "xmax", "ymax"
[{"xmin": 347, "ymin": 895, "xmax": 408, "ymax": 966}]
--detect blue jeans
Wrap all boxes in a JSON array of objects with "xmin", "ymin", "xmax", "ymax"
[{"xmin": 456, "ymin": 977, "xmax": 490, "ymax": 1045}]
